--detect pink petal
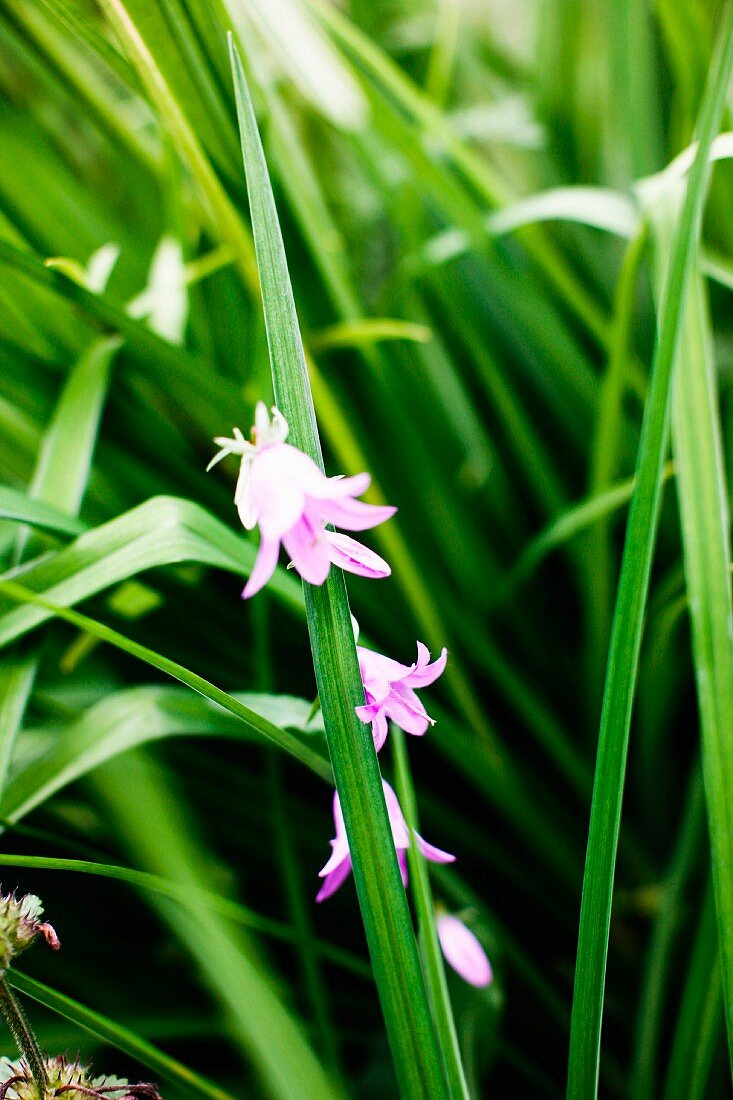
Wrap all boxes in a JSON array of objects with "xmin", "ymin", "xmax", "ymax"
[
  {"xmin": 357, "ymin": 659, "xmax": 393, "ymax": 707},
  {"xmin": 315, "ymin": 495, "xmax": 397, "ymax": 532},
  {"xmin": 242, "ymin": 537, "xmax": 281, "ymax": 599},
  {"xmin": 383, "ymin": 689, "xmax": 431, "ymax": 736},
  {"xmin": 249, "ymin": 445, "xmax": 314, "ymax": 538},
  {"xmin": 355, "ymin": 702, "xmax": 379, "ymax": 723},
  {"xmin": 234, "ymin": 458, "xmax": 257, "ymax": 530},
  {"xmin": 323, "ymin": 532, "xmax": 391, "ymax": 578},
  {"xmin": 371, "ymin": 710, "xmax": 389, "ymax": 751},
  {"xmin": 318, "ymin": 791, "xmax": 350, "ymax": 876},
  {"xmin": 357, "ymin": 645, "xmax": 414, "ymax": 684},
  {"xmin": 316, "ymin": 857, "xmax": 353, "ymax": 902},
  {"xmin": 318, "ymin": 843, "xmax": 348, "ymax": 878},
  {"xmin": 308, "ymin": 472, "xmax": 371, "ymax": 499},
  {"xmin": 415, "ymin": 833, "xmax": 455, "ymax": 864},
  {"xmin": 404, "ymin": 644, "xmax": 448, "ymax": 689},
  {"xmin": 436, "ymin": 915, "xmax": 493, "ymax": 987},
  {"xmin": 354, "ymin": 701, "xmax": 390, "ymax": 750},
  {"xmin": 282, "ymin": 517, "xmax": 331, "ymax": 585},
  {"xmin": 397, "ymin": 849, "xmax": 409, "ymax": 887},
  {"xmin": 382, "ymin": 780, "xmax": 410, "ymax": 849}
]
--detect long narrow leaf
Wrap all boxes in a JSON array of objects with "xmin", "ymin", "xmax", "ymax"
[
  {"xmin": 0, "ymin": 580, "xmax": 330, "ymax": 780},
  {"xmin": 566, "ymin": 10, "xmax": 733, "ymax": 1096},
  {"xmin": 93, "ymin": 750, "xmax": 345, "ymax": 1100},
  {"xmin": 228, "ymin": 38, "xmax": 450, "ymax": 1099},
  {"xmin": 8, "ymin": 971, "xmax": 233, "ymax": 1100},
  {"xmin": 665, "ymin": 252, "xmax": 733, "ymax": 1063},
  {"xmin": 392, "ymin": 728, "xmax": 470, "ymax": 1099},
  {"xmin": 0, "ymin": 852, "xmax": 369, "ymax": 977}
]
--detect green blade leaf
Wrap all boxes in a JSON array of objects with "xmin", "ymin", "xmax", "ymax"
[
  {"xmin": 566, "ymin": 8, "xmax": 733, "ymax": 1096},
  {"xmin": 8, "ymin": 971, "xmax": 233, "ymax": 1100},
  {"xmin": 661, "ymin": 234, "xmax": 733, "ymax": 1065},
  {"xmin": 0, "ymin": 487, "xmax": 86, "ymax": 537},
  {"xmin": 0, "ymin": 683, "xmax": 327, "ymax": 821},
  {"xmin": 28, "ymin": 335, "xmax": 121, "ymax": 515},
  {"xmin": 0, "ymin": 495, "xmax": 302, "ymax": 649},
  {"xmin": 0, "ymin": 852, "xmax": 369, "ymax": 978},
  {"xmin": 0, "ymin": 579, "xmax": 330, "ymax": 780},
  {"xmin": 93, "ymin": 750, "xmax": 347, "ymax": 1100},
  {"xmin": 228, "ymin": 37, "xmax": 450, "ymax": 1099},
  {"xmin": 392, "ymin": 728, "xmax": 470, "ymax": 1100}
]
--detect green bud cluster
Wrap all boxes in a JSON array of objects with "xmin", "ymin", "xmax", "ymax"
[
  {"xmin": 0, "ymin": 893, "xmax": 59, "ymax": 976},
  {"xmin": 0, "ymin": 1055, "xmax": 161, "ymax": 1099},
  {"xmin": 0, "ymin": 890, "xmax": 162, "ymax": 1099}
]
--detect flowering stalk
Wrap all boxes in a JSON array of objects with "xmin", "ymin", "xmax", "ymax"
[
  {"xmin": 391, "ymin": 727, "xmax": 470, "ymax": 1100},
  {"xmin": 229, "ymin": 39, "xmax": 450, "ymax": 1099},
  {"xmin": 0, "ymin": 981, "xmax": 48, "ymax": 1097},
  {"xmin": 0, "ymin": 891, "xmax": 60, "ymax": 1098}
]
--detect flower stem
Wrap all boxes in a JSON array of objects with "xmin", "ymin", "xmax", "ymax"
[{"xmin": 0, "ymin": 975, "xmax": 48, "ymax": 1094}]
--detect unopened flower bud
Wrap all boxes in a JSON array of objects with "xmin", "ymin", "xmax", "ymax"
[
  {"xmin": 0, "ymin": 892, "xmax": 59, "ymax": 974},
  {"xmin": 436, "ymin": 911, "xmax": 493, "ymax": 988}
]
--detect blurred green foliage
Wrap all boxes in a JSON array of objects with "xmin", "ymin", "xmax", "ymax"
[{"xmin": 0, "ymin": 0, "xmax": 731, "ymax": 1096}]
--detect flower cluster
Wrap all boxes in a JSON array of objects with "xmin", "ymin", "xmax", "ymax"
[
  {"xmin": 0, "ymin": 1057, "xmax": 161, "ymax": 1100},
  {"xmin": 211, "ymin": 403, "xmax": 492, "ymax": 988},
  {"xmin": 0, "ymin": 892, "xmax": 59, "ymax": 974}
]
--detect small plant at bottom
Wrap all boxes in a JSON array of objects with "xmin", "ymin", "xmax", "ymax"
[
  {"xmin": 0, "ymin": 1056, "xmax": 162, "ymax": 1099},
  {"xmin": 0, "ymin": 891, "xmax": 59, "ymax": 976},
  {"xmin": 0, "ymin": 891, "xmax": 162, "ymax": 1100}
]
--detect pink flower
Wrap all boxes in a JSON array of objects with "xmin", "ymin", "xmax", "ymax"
[
  {"xmin": 316, "ymin": 780, "xmax": 454, "ymax": 902},
  {"xmin": 436, "ymin": 913, "xmax": 493, "ymax": 988},
  {"xmin": 355, "ymin": 642, "xmax": 448, "ymax": 751},
  {"xmin": 208, "ymin": 403, "xmax": 396, "ymax": 599}
]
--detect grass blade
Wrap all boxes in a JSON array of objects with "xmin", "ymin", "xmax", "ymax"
[
  {"xmin": 96, "ymin": 0, "xmax": 256, "ymax": 285},
  {"xmin": 0, "ymin": 487, "xmax": 86, "ymax": 536},
  {"xmin": 27, "ymin": 335, "xmax": 121, "ymax": 516},
  {"xmin": 665, "ymin": 252, "xmax": 733, "ymax": 1067},
  {"xmin": 93, "ymin": 750, "xmax": 346, "ymax": 1100},
  {"xmin": 8, "ymin": 971, "xmax": 233, "ymax": 1100},
  {"xmin": 392, "ymin": 728, "xmax": 470, "ymax": 1100},
  {"xmin": 631, "ymin": 770, "xmax": 705, "ymax": 1097},
  {"xmin": 228, "ymin": 38, "xmax": 450, "ymax": 1099},
  {"xmin": 0, "ymin": 580, "xmax": 330, "ymax": 780},
  {"xmin": 662, "ymin": 882, "xmax": 723, "ymax": 1100},
  {"xmin": 566, "ymin": 9, "xmax": 733, "ymax": 1096},
  {"xmin": 0, "ymin": 495, "xmax": 302, "ymax": 648},
  {"xmin": 0, "ymin": 852, "xmax": 369, "ymax": 977}
]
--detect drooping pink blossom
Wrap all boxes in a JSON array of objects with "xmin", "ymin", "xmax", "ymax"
[
  {"xmin": 209, "ymin": 403, "xmax": 396, "ymax": 598},
  {"xmin": 316, "ymin": 780, "xmax": 454, "ymax": 902},
  {"xmin": 355, "ymin": 642, "xmax": 448, "ymax": 751},
  {"xmin": 436, "ymin": 913, "xmax": 493, "ymax": 987}
]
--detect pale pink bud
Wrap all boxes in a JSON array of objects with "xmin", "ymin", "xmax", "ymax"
[{"xmin": 436, "ymin": 913, "xmax": 493, "ymax": 987}]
